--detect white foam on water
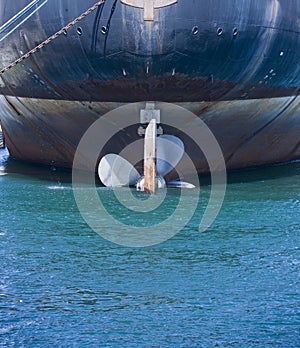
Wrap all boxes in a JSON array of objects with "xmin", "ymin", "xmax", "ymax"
[{"xmin": 47, "ymin": 185, "xmax": 71, "ymax": 190}]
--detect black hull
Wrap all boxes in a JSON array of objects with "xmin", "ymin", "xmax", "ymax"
[{"xmin": 0, "ymin": 0, "xmax": 299, "ymax": 172}]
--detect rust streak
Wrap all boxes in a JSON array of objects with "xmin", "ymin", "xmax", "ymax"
[
  {"xmin": 144, "ymin": 119, "xmax": 157, "ymax": 194},
  {"xmin": 225, "ymin": 96, "xmax": 299, "ymax": 165},
  {"xmin": 20, "ymin": 31, "xmax": 67, "ymax": 99}
]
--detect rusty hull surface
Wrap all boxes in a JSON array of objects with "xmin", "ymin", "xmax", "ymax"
[{"xmin": 0, "ymin": 95, "xmax": 299, "ymax": 174}]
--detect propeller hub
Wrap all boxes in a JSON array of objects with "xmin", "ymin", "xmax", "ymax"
[{"xmin": 136, "ymin": 175, "xmax": 166, "ymax": 192}]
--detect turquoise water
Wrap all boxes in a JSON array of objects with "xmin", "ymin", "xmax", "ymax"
[{"xmin": 0, "ymin": 148, "xmax": 299, "ymax": 347}]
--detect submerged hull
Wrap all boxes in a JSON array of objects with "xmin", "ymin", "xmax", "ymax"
[{"xmin": 0, "ymin": 0, "xmax": 299, "ymax": 173}]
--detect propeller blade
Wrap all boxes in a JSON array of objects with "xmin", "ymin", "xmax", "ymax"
[
  {"xmin": 167, "ymin": 180, "xmax": 196, "ymax": 189},
  {"xmin": 156, "ymin": 135, "xmax": 184, "ymax": 177},
  {"xmin": 98, "ymin": 154, "xmax": 140, "ymax": 187}
]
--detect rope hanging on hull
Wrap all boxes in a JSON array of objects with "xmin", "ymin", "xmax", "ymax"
[{"xmin": 0, "ymin": 0, "xmax": 106, "ymax": 75}]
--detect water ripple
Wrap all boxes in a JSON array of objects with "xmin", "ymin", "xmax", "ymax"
[{"xmin": 0, "ymin": 160, "xmax": 299, "ymax": 347}]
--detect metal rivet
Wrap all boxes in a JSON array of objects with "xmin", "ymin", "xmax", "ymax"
[
  {"xmin": 77, "ymin": 27, "xmax": 82, "ymax": 35},
  {"xmin": 233, "ymin": 27, "xmax": 238, "ymax": 36},
  {"xmin": 217, "ymin": 27, "xmax": 223, "ymax": 36}
]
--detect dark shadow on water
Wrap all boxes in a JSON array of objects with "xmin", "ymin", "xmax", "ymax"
[
  {"xmin": 0, "ymin": 149, "xmax": 72, "ymax": 184},
  {"xmin": 226, "ymin": 160, "xmax": 300, "ymax": 185},
  {"xmin": 179, "ymin": 160, "xmax": 300, "ymax": 187}
]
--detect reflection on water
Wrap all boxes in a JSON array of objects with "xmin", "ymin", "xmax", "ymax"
[{"xmin": 0, "ymin": 148, "xmax": 72, "ymax": 184}]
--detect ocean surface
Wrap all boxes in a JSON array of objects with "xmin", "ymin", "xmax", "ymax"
[{"xmin": 0, "ymin": 148, "xmax": 299, "ymax": 347}]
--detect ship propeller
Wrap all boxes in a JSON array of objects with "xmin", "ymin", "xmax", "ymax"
[{"xmin": 98, "ymin": 120, "xmax": 195, "ymax": 192}]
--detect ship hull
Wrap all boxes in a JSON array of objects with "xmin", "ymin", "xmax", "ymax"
[
  {"xmin": 1, "ymin": 95, "xmax": 299, "ymax": 174},
  {"xmin": 0, "ymin": 0, "xmax": 299, "ymax": 173}
]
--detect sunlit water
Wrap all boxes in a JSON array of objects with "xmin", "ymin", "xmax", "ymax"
[{"xmin": 0, "ymin": 149, "xmax": 299, "ymax": 347}]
